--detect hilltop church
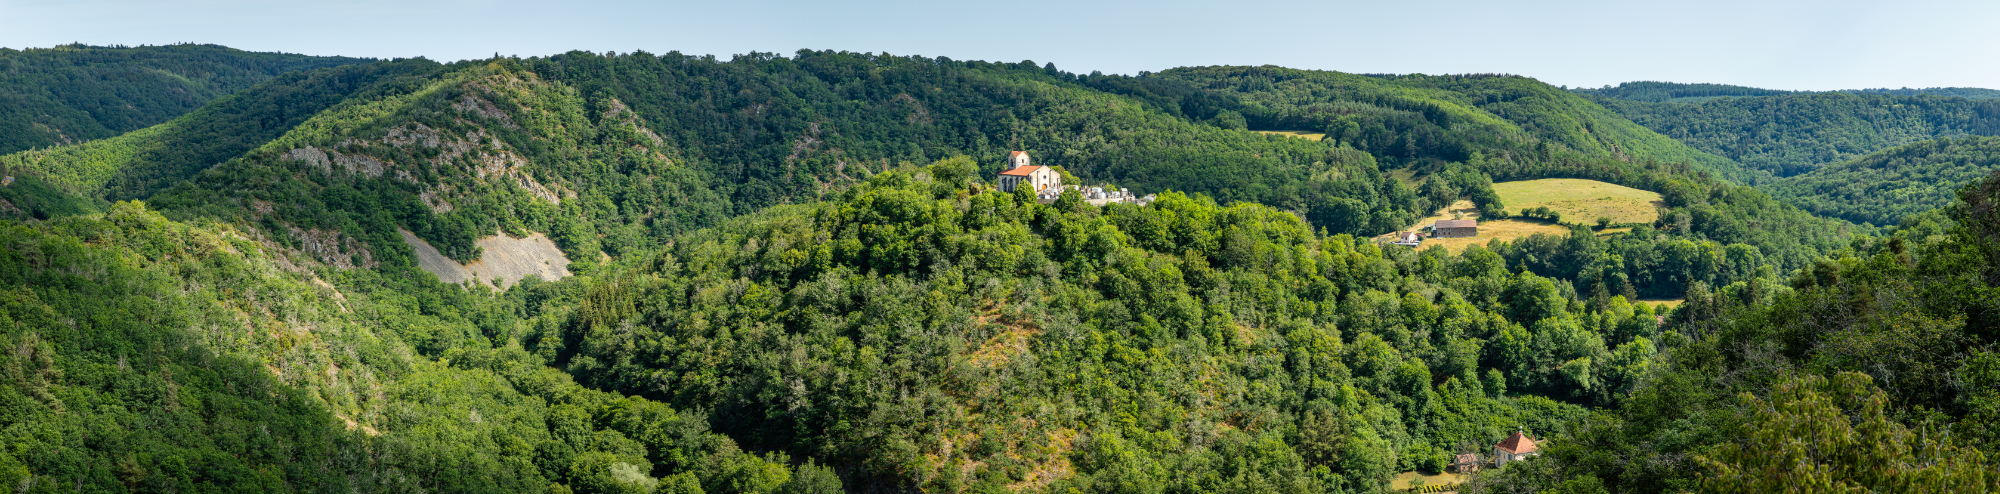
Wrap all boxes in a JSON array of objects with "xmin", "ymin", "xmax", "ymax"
[{"xmin": 997, "ymin": 151, "xmax": 1059, "ymax": 193}]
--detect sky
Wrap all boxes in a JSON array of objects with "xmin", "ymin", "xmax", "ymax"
[{"xmin": 3, "ymin": 0, "xmax": 1997, "ymax": 91}]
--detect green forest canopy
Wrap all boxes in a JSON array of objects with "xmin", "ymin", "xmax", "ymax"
[
  {"xmin": 6, "ymin": 47, "xmax": 1995, "ymax": 493},
  {"xmin": 0, "ymin": 43, "xmax": 373, "ymax": 155}
]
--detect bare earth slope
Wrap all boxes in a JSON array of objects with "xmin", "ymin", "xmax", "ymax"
[{"xmin": 399, "ymin": 229, "xmax": 570, "ymax": 288}]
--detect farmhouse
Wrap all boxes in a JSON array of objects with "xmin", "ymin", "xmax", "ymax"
[
  {"xmin": 997, "ymin": 151, "xmax": 1060, "ymax": 194},
  {"xmin": 1434, "ymin": 219, "xmax": 1478, "ymax": 238},
  {"xmin": 1493, "ymin": 430, "xmax": 1540, "ymax": 467},
  {"xmin": 1391, "ymin": 231, "xmax": 1423, "ymax": 247},
  {"xmin": 1452, "ymin": 453, "xmax": 1481, "ymax": 474}
]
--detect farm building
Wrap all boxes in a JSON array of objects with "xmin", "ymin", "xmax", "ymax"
[
  {"xmin": 1493, "ymin": 431, "xmax": 1540, "ymax": 467},
  {"xmin": 997, "ymin": 151, "xmax": 1060, "ymax": 193},
  {"xmin": 1391, "ymin": 231, "xmax": 1423, "ymax": 247},
  {"xmin": 1434, "ymin": 219, "xmax": 1478, "ymax": 238},
  {"xmin": 1452, "ymin": 453, "xmax": 1481, "ymax": 473}
]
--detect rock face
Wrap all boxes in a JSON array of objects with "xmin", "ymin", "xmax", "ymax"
[{"xmin": 399, "ymin": 229, "xmax": 571, "ymax": 289}]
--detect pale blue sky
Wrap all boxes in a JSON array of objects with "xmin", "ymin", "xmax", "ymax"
[{"xmin": 3, "ymin": 0, "xmax": 1996, "ymax": 91}]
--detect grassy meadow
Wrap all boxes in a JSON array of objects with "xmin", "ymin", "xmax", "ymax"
[
  {"xmin": 1252, "ymin": 129, "xmax": 1328, "ymax": 141},
  {"xmin": 1492, "ymin": 178, "xmax": 1663, "ymax": 225}
]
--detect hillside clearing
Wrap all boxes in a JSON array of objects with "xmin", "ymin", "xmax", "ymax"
[
  {"xmin": 1392, "ymin": 471, "xmax": 1467, "ymax": 491},
  {"xmin": 1493, "ymin": 178, "xmax": 1663, "ymax": 225},
  {"xmin": 1382, "ymin": 199, "xmax": 1569, "ymax": 253},
  {"xmin": 1252, "ymin": 129, "xmax": 1327, "ymax": 141},
  {"xmin": 1418, "ymin": 220, "xmax": 1572, "ymax": 253}
]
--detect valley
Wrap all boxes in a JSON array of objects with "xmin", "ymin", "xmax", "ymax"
[{"xmin": 0, "ymin": 44, "xmax": 1997, "ymax": 494}]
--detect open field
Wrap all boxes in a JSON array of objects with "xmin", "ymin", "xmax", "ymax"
[
  {"xmin": 1388, "ymin": 168, "xmax": 1423, "ymax": 187},
  {"xmin": 1420, "ymin": 220, "xmax": 1571, "ymax": 253},
  {"xmin": 1380, "ymin": 199, "xmax": 1569, "ymax": 253},
  {"xmin": 1252, "ymin": 129, "xmax": 1327, "ymax": 141},
  {"xmin": 1392, "ymin": 471, "xmax": 1468, "ymax": 491},
  {"xmin": 1640, "ymin": 299, "xmax": 1684, "ymax": 310},
  {"xmin": 1493, "ymin": 179, "xmax": 1663, "ymax": 225}
]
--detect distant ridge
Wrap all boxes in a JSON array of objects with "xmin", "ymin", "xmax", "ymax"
[
  {"xmin": 1576, "ymin": 81, "xmax": 2000, "ymax": 102},
  {"xmin": 0, "ymin": 43, "xmax": 375, "ymax": 155}
]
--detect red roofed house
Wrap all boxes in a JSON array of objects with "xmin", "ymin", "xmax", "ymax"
[
  {"xmin": 1493, "ymin": 430, "xmax": 1540, "ymax": 467},
  {"xmin": 997, "ymin": 151, "xmax": 1059, "ymax": 193}
]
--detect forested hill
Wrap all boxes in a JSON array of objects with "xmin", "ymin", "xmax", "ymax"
[
  {"xmin": 1575, "ymin": 81, "xmax": 2000, "ymax": 102},
  {"xmin": 1140, "ymin": 67, "xmax": 1748, "ymax": 184},
  {"xmin": 1571, "ymin": 81, "xmax": 1795, "ymax": 103},
  {"xmin": 0, "ymin": 46, "xmax": 1987, "ymax": 493},
  {"xmin": 1585, "ymin": 89, "xmax": 2000, "ymax": 179},
  {"xmin": 0, "ymin": 44, "xmax": 375, "ymax": 155},
  {"xmin": 0, "ymin": 58, "xmax": 447, "ymax": 201},
  {"xmin": 8, "ymin": 50, "xmax": 1795, "ymax": 260},
  {"xmin": 1760, "ymin": 136, "xmax": 2000, "ymax": 225}
]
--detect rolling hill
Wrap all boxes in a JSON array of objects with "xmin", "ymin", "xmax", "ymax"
[
  {"xmin": 1761, "ymin": 136, "xmax": 2000, "ymax": 225},
  {"xmin": 0, "ymin": 47, "xmax": 1964, "ymax": 493},
  {"xmin": 1586, "ymin": 88, "xmax": 2000, "ymax": 179},
  {"xmin": 0, "ymin": 44, "xmax": 374, "ymax": 155}
]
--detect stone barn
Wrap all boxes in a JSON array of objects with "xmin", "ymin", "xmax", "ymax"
[{"xmin": 1434, "ymin": 219, "xmax": 1478, "ymax": 238}]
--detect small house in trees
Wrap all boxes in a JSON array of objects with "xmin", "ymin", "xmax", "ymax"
[
  {"xmin": 1452, "ymin": 453, "xmax": 1481, "ymax": 474},
  {"xmin": 1493, "ymin": 430, "xmax": 1540, "ymax": 467},
  {"xmin": 997, "ymin": 151, "xmax": 1059, "ymax": 193},
  {"xmin": 1434, "ymin": 219, "xmax": 1478, "ymax": 238}
]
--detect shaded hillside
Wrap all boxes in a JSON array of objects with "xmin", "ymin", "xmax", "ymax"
[
  {"xmin": 1570, "ymin": 81, "xmax": 1795, "ymax": 103},
  {"xmin": 523, "ymin": 51, "xmax": 1430, "ymax": 228},
  {"xmin": 1594, "ymin": 92, "xmax": 2000, "ymax": 178},
  {"xmin": 0, "ymin": 200, "xmax": 842, "ymax": 493},
  {"xmin": 1143, "ymin": 67, "xmax": 1750, "ymax": 184},
  {"xmin": 0, "ymin": 59, "xmax": 445, "ymax": 200},
  {"xmin": 1762, "ymin": 136, "xmax": 2000, "ymax": 225},
  {"xmin": 0, "ymin": 44, "xmax": 373, "ymax": 155}
]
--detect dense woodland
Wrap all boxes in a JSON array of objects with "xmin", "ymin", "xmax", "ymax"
[
  {"xmin": 1589, "ymin": 90, "xmax": 2000, "ymax": 178},
  {"xmin": 1764, "ymin": 136, "xmax": 2000, "ymax": 225},
  {"xmin": 0, "ymin": 45, "xmax": 1998, "ymax": 493},
  {"xmin": 0, "ymin": 44, "xmax": 372, "ymax": 155}
]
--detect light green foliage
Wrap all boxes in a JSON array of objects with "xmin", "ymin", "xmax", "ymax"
[
  {"xmin": 517, "ymin": 159, "xmax": 1772, "ymax": 491},
  {"xmin": 0, "ymin": 202, "xmax": 829, "ymax": 493},
  {"xmin": 1509, "ymin": 171, "xmax": 2000, "ymax": 493},
  {"xmin": 1698, "ymin": 373, "xmax": 2000, "ymax": 493}
]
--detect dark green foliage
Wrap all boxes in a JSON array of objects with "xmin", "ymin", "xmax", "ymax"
[
  {"xmin": 519, "ymin": 50, "xmax": 1431, "ymax": 228},
  {"xmin": 0, "ymin": 58, "xmax": 445, "ymax": 200},
  {"xmin": 0, "ymin": 173, "xmax": 99, "ymax": 221},
  {"xmin": 1763, "ymin": 136, "xmax": 2000, "ymax": 225},
  {"xmin": 1842, "ymin": 87, "xmax": 2000, "ymax": 99},
  {"xmin": 0, "ymin": 43, "xmax": 372, "ymax": 155},
  {"xmin": 1145, "ymin": 67, "xmax": 1748, "ymax": 184},
  {"xmin": 1596, "ymin": 91, "xmax": 2000, "ymax": 178},
  {"xmin": 1571, "ymin": 81, "xmax": 1794, "ymax": 103}
]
